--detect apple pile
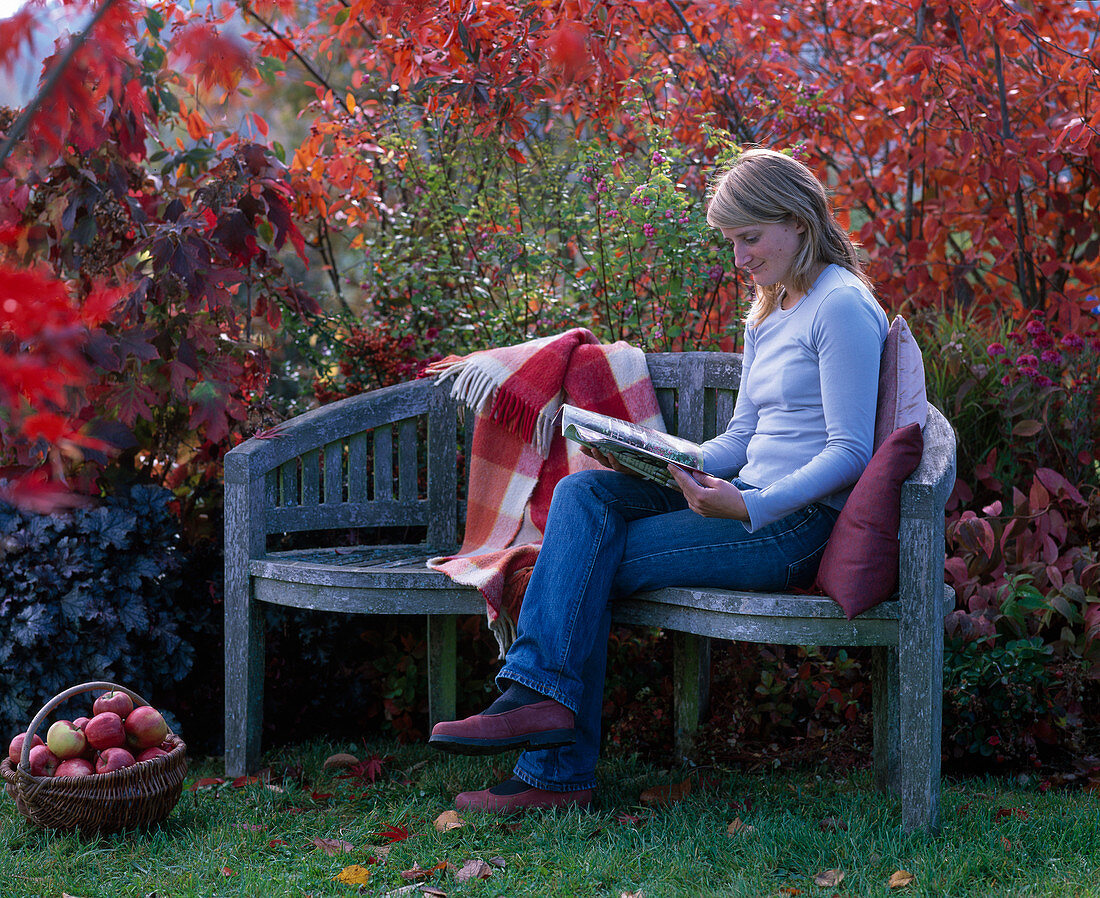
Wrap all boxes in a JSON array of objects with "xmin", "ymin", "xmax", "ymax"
[{"xmin": 8, "ymin": 690, "xmax": 172, "ymax": 778}]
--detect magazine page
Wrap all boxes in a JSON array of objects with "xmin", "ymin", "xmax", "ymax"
[{"xmin": 560, "ymin": 405, "xmax": 707, "ymax": 486}]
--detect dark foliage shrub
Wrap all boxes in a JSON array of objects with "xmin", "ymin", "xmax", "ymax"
[{"xmin": 0, "ymin": 485, "xmax": 193, "ymax": 738}]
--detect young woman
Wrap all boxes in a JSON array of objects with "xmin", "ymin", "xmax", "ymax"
[{"xmin": 428, "ymin": 147, "xmax": 889, "ymax": 812}]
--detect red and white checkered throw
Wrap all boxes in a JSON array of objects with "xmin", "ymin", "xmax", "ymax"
[{"xmin": 424, "ymin": 327, "xmax": 665, "ymax": 656}]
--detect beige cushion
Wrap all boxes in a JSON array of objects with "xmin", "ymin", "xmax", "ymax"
[{"xmin": 874, "ymin": 316, "xmax": 927, "ymax": 452}]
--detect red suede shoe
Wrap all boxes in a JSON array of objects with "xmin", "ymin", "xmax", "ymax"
[
  {"xmin": 429, "ymin": 699, "xmax": 575, "ymax": 755},
  {"xmin": 455, "ymin": 777, "xmax": 594, "ymax": 812}
]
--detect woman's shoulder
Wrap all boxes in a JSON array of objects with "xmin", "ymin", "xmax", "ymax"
[{"xmin": 811, "ymin": 266, "xmax": 889, "ymax": 334}]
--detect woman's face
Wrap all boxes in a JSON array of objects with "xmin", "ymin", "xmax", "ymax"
[{"xmin": 719, "ymin": 220, "xmax": 805, "ymax": 295}]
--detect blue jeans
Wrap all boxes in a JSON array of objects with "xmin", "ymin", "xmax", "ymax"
[{"xmin": 497, "ymin": 469, "xmax": 838, "ymax": 792}]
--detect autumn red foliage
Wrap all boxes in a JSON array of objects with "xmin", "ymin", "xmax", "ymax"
[{"xmin": 2, "ymin": 0, "xmax": 1099, "ymax": 764}]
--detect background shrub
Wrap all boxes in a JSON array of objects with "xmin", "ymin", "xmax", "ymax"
[{"xmin": 0, "ymin": 485, "xmax": 193, "ymax": 738}]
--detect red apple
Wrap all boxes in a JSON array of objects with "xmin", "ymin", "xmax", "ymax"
[
  {"xmin": 92, "ymin": 690, "xmax": 134, "ymax": 719},
  {"xmin": 136, "ymin": 746, "xmax": 169, "ymax": 763},
  {"xmin": 84, "ymin": 712, "xmax": 126, "ymax": 750},
  {"xmin": 46, "ymin": 720, "xmax": 87, "ymax": 760},
  {"xmin": 95, "ymin": 746, "xmax": 135, "ymax": 774},
  {"xmin": 123, "ymin": 706, "xmax": 168, "ymax": 751},
  {"xmin": 28, "ymin": 743, "xmax": 59, "ymax": 777},
  {"xmin": 73, "ymin": 717, "xmax": 90, "ymax": 731},
  {"xmin": 55, "ymin": 758, "xmax": 95, "ymax": 777},
  {"xmin": 8, "ymin": 732, "xmax": 44, "ymax": 765}
]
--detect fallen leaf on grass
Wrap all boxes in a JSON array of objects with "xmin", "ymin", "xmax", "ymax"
[
  {"xmin": 778, "ymin": 888, "xmax": 801, "ymax": 896},
  {"xmin": 888, "ymin": 870, "xmax": 915, "ymax": 889},
  {"xmin": 365, "ymin": 844, "xmax": 393, "ymax": 861},
  {"xmin": 488, "ymin": 856, "xmax": 506, "ymax": 868},
  {"xmin": 381, "ymin": 885, "xmax": 422, "ymax": 897},
  {"xmin": 337, "ymin": 755, "xmax": 386, "ymax": 783},
  {"xmin": 268, "ymin": 839, "xmax": 288, "ymax": 847},
  {"xmin": 433, "ymin": 810, "xmax": 467, "ymax": 832},
  {"xmin": 376, "ymin": 823, "xmax": 411, "ymax": 843},
  {"xmin": 323, "ymin": 752, "xmax": 360, "ymax": 770},
  {"xmin": 309, "ymin": 837, "xmax": 355, "ymax": 856},
  {"xmin": 335, "ymin": 864, "xmax": 373, "ymax": 885},
  {"xmin": 639, "ymin": 777, "xmax": 692, "ymax": 807},
  {"xmin": 311, "ymin": 790, "xmax": 333, "ymax": 801},
  {"xmin": 455, "ymin": 859, "xmax": 493, "ymax": 882},
  {"xmin": 220, "ymin": 867, "xmax": 235, "ymax": 877},
  {"xmin": 1002, "ymin": 837, "xmax": 1013, "ymax": 851},
  {"xmin": 188, "ymin": 777, "xmax": 224, "ymax": 791},
  {"xmin": 621, "ymin": 891, "xmax": 645, "ymax": 898},
  {"xmin": 814, "ymin": 869, "xmax": 844, "ymax": 888},
  {"xmin": 818, "ymin": 816, "xmax": 847, "ymax": 832},
  {"xmin": 401, "ymin": 861, "xmax": 449, "ymax": 881},
  {"xmin": 995, "ymin": 807, "xmax": 1028, "ymax": 821},
  {"xmin": 422, "ymin": 888, "xmax": 448, "ymax": 897},
  {"xmin": 232, "ymin": 774, "xmax": 263, "ymax": 787},
  {"xmin": 726, "ymin": 816, "xmax": 755, "ymax": 835}
]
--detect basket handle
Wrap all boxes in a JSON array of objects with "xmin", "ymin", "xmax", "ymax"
[{"xmin": 19, "ymin": 681, "xmax": 153, "ymax": 772}]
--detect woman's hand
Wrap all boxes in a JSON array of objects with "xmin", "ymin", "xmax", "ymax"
[
  {"xmin": 580, "ymin": 445, "xmax": 636, "ymax": 476},
  {"xmin": 667, "ymin": 466, "xmax": 749, "ymax": 522}
]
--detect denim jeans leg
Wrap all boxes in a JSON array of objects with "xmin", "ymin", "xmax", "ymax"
[
  {"xmin": 498, "ymin": 472, "xmax": 838, "ymax": 792},
  {"xmin": 512, "ymin": 606, "xmax": 611, "ymax": 792},
  {"xmin": 498, "ymin": 469, "xmax": 688, "ymax": 712},
  {"xmin": 498, "ymin": 470, "xmax": 686, "ymax": 792}
]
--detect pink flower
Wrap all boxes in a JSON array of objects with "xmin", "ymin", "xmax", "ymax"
[
  {"xmin": 642, "ymin": 223, "xmax": 656, "ymax": 238},
  {"xmin": 1040, "ymin": 349, "xmax": 1063, "ymax": 365},
  {"xmin": 986, "ymin": 342, "xmax": 1006, "ymax": 357},
  {"xmin": 1061, "ymin": 333, "xmax": 1085, "ymax": 350},
  {"xmin": 1016, "ymin": 353, "xmax": 1039, "ymax": 367},
  {"xmin": 1034, "ymin": 375, "xmax": 1054, "ymax": 387},
  {"xmin": 1000, "ymin": 373, "xmax": 1016, "ymax": 386},
  {"xmin": 651, "ymin": 151, "xmax": 664, "ymax": 164},
  {"xmin": 1032, "ymin": 332, "xmax": 1054, "ymax": 349},
  {"xmin": 1018, "ymin": 365, "xmax": 1040, "ymax": 378},
  {"xmin": 1025, "ymin": 319, "xmax": 1046, "ymax": 335}
]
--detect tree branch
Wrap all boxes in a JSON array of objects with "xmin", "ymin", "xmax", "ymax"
[
  {"xmin": 993, "ymin": 40, "xmax": 1038, "ymax": 309},
  {"xmin": 0, "ymin": 0, "xmax": 123, "ymax": 171}
]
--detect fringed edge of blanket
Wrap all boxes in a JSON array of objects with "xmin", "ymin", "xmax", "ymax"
[
  {"xmin": 489, "ymin": 383, "xmax": 559, "ymax": 458},
  {"xmin": 438, "ymin": 357, "xmax": 499, "ymax": 416},
  {"xmin": 488, "ymin": 611, "xmax": 518, "ymax": 660}
]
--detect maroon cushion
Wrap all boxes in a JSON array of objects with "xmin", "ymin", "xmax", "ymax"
[{"xmin": 815, "ymin": 423, "xmax": 924, "ymax": 619}]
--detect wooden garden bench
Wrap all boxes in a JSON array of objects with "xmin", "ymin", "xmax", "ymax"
[{"xmin": 223, "ymin": 351, "xmax": 956, "ymax": 832}]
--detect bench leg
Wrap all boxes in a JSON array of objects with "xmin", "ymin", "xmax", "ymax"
[
  {"xmin": 871, "ymin": 645, "xmax": 900, "ymax": 794},
  {"xmin": 673, "ymin": 632, "xmax": 711, "ymax": 758},
  {"xmin": 427, "ymin": 614, "xmax": 457, "ymax": 727},
  {"xmin": 225, "ymin": 590, "xmax": 265, "ymax": 778},
  {"xmin": 898, "ymin": 611, "xmax": 944, "ymax": 833}
]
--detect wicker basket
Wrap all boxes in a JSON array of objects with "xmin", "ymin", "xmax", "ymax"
[{"xmin": 1, "ymin": 681, "xmax": 188, "ymax": 833}]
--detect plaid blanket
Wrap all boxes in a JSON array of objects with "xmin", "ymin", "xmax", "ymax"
[{"xmin": 424, "ymin": 328, "xmax": 665, "ymax": 656}]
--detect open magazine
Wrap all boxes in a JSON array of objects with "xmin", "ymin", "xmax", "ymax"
[{"xmin": 559, "ymin": 404, "xmax": 709, "ymax": 487}]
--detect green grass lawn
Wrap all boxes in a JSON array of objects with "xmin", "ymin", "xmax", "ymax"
[{"xmin": 2, "ymin": 741, "xmax": 1099, "ymax": 897}]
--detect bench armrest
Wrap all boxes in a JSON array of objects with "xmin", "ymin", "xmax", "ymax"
[{"xmin": 899, "ymin": 403, "xmax": 956, "ymax": 525}]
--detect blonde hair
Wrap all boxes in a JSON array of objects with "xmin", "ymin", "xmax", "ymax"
[{"xmin": 706, "ymin": 148, "xmax": 870, "ymax": 325}]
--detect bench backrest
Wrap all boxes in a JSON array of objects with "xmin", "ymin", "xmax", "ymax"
[{"xmin": 223, "ymin": 352, "xmax": 746, "ymax": 550}]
